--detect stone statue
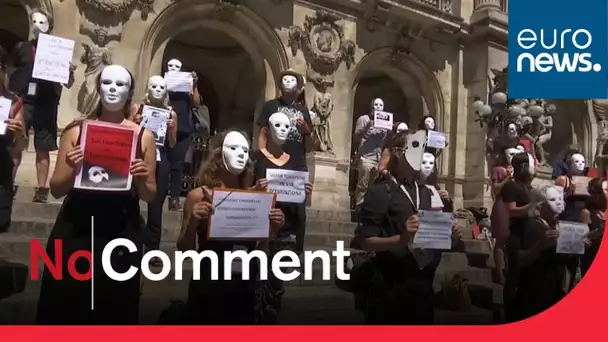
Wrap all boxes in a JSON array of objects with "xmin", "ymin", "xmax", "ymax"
[
  {"xmin": 592, "ymin": 99, "xmax": 608, "ymax": 171},
  {"xmin": 534, "ymin": 101, "xmax": 556, "ymax": 167},
  {"xmin": 78, "ymin": 28, "xmax": 114, "ymax": 115},
  {"xmin": 312, "ymin": 91, "xmax": 334, "ymax": 152}
]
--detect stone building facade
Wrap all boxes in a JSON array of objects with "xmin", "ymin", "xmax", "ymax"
[{"xmin": 1, "ymin": 0, "xmax": 600, "ymax": 210}]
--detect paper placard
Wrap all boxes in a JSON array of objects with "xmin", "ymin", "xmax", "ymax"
[
  {"xmin": 266, "ymin": 169, "xmax": 309, "ymax": 203},
  {"xmin": 572, "ymin": 176, "xmax": 590, "ymax": 196},
  {"xmin": 32, "ymin": 33, "xmax": 75, "ymax": 84},
  {"xmin": 426, "ymin": 185, "xmax": 444, "ymax": 209},
  {"xmin": 74, "ymin": 120, "xmax": 137, "ymax": 192},
  {"xmin": 165, "ymin": 71, "xmax": 193, "ymax": 93},
  {"xmin": 556, "ymin": 221, "xmax": 589, "ymax": 255},
  {"xmin": 140, "ymin": 105, "xmax": 170, "ymax": 146},
  {"xmin": 427, "ymin": 130, "xmax": 447, "ymax": 149},
  {"xmin": 373, "ymin": 111, "xmax": 393, "ymax": 130},
  {"xmin": 0, "ymin": 97, "xmax": 11, "ymax": 135},
  {"xmin": 413, "ymin": 210, "xmax": 453, "ymax": 250},
  {"xmin": 208, "ymin": 189, "xmax": 276, "ymax": 240}
]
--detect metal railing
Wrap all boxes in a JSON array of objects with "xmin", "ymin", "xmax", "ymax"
[{"xmin": 408, "ymin": 0, "xmax": 460, "ymax": 16}]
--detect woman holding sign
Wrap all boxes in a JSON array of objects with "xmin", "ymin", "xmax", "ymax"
[
  {"xmin": 250, "ymin": 112, "xmax": 313, "ymax": 323},
  {"xmin": 178, "ymin": 130, "xmax": 285, "ymax": 324},
  {"xmin": 37, "ymin": 64, "xmax": 157, "ymax": 324},
  {"xmin": 354, "ymin": 131, "xmax": 461, "ymax": 324},
  {"xmin": 0, "ymin": 47, "xmax": 27, "ymax": 232},
  {"xmin": 130, "ymin": 75, "xmax": 177, "ymax": 264}
]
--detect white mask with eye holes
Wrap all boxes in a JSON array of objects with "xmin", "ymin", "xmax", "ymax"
[
  {"xmin": 544, "ymin": 186, "xmax": 565, "ymax": 214},
  {"xmin": 268, "ymin": 112, "xmax": 290, "ymax": 145},
  {"xmin": 147, "ymin": 75, "xmax": 167, "ymax": 102},
  {"xmin": 99, "ymin": 65, "xmax": 131, "ymax": 112},
  {"xmin": 569, "ymin": 153, "xmax": 586, "ymax": 174},
  {"xmin": 516, "ymin": 145, "xmax": 525, "ymax": 153},
  {"xmin": 31, "ymin": 12, "xmax": 50, "ymax": 38},
  {"xmin": 222, "ymin": 131, "xmax": 250, "ymax": 175},
  {"xmin": 420, "ymin": 152, "xmax": 435, "ymax": 180},
  {"xmin": 88, "ymin": 166, "xmax": 109, "ymax": 184},
  {"xmin": 396, "ymin": 122, "xmax": 408, "ymax": 133},
  {"xmin": 424, "ymin": 117, "xmax": 435, "ymax": 130},
  {"xmin": 281, "ymin": 75, "xmax": 298, "ymax": 92},
  {"xmin": 167, "ymin": 59, "xmax": 182, "ymax": 72},
  {"xmin": 507, "ymin": 123, "xmax": 518, "ymax": 138},
  {"xmin": 504, "ymin": 148, "xmax": 520, "ymax": 165},
  {"xmin": 372, "ymin": 98, "xmax": 384, "ymax": 112}
]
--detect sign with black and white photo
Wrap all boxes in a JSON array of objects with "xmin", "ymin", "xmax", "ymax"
[
  {"xmin": 373, "ymin": 111, "xmax": 393, "ymax": 130},
  {"xmin": 427, "ymin": 130, "xmax": 447, "ymax": 149},
  {"xmin": 140, "ymin": 105, "xmax": 170, "ymax": 146}
]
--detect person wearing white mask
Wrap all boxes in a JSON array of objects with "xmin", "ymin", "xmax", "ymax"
[
  {"xmin": 250, "ymin": 112, "xmax": 313, "ymax": 323},
  {"xmin": 378, "ymin": 121, "xmax": 410, "ymax": 177},
  {"xmin": 555, "ymin": 153, "xmax": 589, "ymax": 222},
  {"xmin": 9, "ymin": 8, "xmax": 75, "ymax": 203},
  {"xmin": 164, "ymin": 58, "xmax": 201, "ymax": 211},
  {"xmin": 178, "ymin": 130, "xmax": 285, "ymax": 324},
  {"xmin": 37, "ymin": 64, "xmax": 157, "ymax": 324},
  {"xmin": 129, "ymin": 75, "xmax": 177, "ymax": 264},
  {"xmin": 257, "ymin": 69, "xmax": 312, "ymax": 171},
  {"xmin": 353, "ymin": 98, "xmax": 389, "ymax": 207}
]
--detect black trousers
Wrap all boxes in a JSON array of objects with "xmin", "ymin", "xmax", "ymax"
[
  {"xmin": 146, "ymin": 149, "xmax": 170, "ymax": 250},
  {"xmin": 0, "ymin": 147, "xmax": 13, "ymax": 232},
  {"xmin": 167, "ymin": 133, "xmax": 191, "ymax": 197}
]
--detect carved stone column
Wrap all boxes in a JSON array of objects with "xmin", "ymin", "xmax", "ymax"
[{"xmin": 473, "ymin": 0, "xmax": 501, "ymax": 12}]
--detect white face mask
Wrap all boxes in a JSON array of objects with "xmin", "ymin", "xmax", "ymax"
[
  {"xmin": 31, "ymin": 12, "xmax": 50, "ymax": 38},
  {"xmin": 373, "ymin": 98, "xmax": 384, "ymax": 112},
  {"xmin": 167, "ymin": 59, "xmax": 182, "ymax": 72},
  {"xmin": 396, "ymin": 122, "xmax": 408, "ymax": 133},
  {"xmin": 424, "ymin": 117, "xmax": 435, "ymax": 130},
  {"xmin": 268, "ymin": 112, "xmax": 290, "ymax": 145},
  {"xmin": 602, "ymin": 181, "xmax": 607, "ymax": 193},
  {"xmin": 507, "ymin": 123, "xmax": 518, "ymax": 138},
  {"xmin": 222, "ymin": 131, "xmax": 249, "ymax": 175},
  {"xmin": 570, "ymin": 153, "xmax": 585, "ymax": 173},
  {"xmin": 420, "ymin": 152, "xmax": 435, "ymax": 179},
  {"xmin": 527, "ymin": 153, "xmax": 536, "ymax": 175},
  {"xmin": 516, "ymin": 145, "xmax": 525, "ymax": 153},
  {"xmin": 545, "ymin": 186, "xmax": 565, "ymax": 214},
  {"xmin": 281, "ymin": 75, "xmax": 298, "ymax": 92},
  {"xmin": 504, "ymin": 148, "xmax": 519, "ymax": 165},
  {"xmin": 99, "ymin": 65, "xmax": 131, "ymax": 112},
  {"xmin": 147, "ymin": 75, "xmax": 167, "ymax": 102}
]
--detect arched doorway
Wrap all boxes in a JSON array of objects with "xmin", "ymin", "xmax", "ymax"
[
  {"xmin": 0, "ymin": 1, "xmax": 29, "ymax": 61},
  {"xmin": 136, "ymin": 0, "xmax": 289, "ymax": 194},
  {"xmin": 347, "ymin": 48, "xmax": 445, "ymax": 208}
]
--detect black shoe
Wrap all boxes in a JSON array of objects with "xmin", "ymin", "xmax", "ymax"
[
  {"xmin": 32, "ymin": 187, "xmax": 49, "ymax": 203},
  {"xmin": 168, "ymin": 197, "xmax": 182, "ymax": 212}
]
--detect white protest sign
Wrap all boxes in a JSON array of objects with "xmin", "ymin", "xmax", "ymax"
[
  {"xmin": 140, "ymin": 105, "xmax": 171, "ymax": 146},
  {"xmin": 571, "ymin": 176, "xmax": 590, "ymax": 196},
  {"xmin": 556, "ymin": 221, "xmax": 589, "ymax": 255},
  {"xmin": 266, "ymin": 169, "xmax": 309, "ymax": 204},
  {"xmin": 427, "ymin": 130, "xmax": 447, "ymax": 149},
  {"xmin": 165, "ymin": 71, "xmax": 193, "ymax": 93},
  {"xmin": 208, "ymin": 190, "xmax": 276, "ymax": 239},
  {"xmin": 426, "ymin": 185, "xmax": 444, "ymax": 210},
  {"xmin": 32, "ymin": 33, "xmax": 75, "ymax": 84},
  {"xmin": 413, "ymin": 210, "xmax": 453, "ymax": 250},
  {"xmin": 373, "ymin": 111, "xmax": 393, "ymax": 130},
  {"xmin": 0, "ymin": 97, "xmax": 11, "ymax": 135}
]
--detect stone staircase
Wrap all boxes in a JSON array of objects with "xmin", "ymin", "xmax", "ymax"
[{"xmin": 1, "ymin": 186, "xmax": 503, "ymax": 324}]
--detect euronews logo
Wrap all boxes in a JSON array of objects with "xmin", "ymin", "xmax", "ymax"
[{"xmin": 516, "ymin": 29, "xmax": 602, "ymax": 73}]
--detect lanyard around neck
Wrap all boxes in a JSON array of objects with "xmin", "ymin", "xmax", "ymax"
[{"xmin": 391, "ymin": 177, "xmax": 419, "ymax": 210}]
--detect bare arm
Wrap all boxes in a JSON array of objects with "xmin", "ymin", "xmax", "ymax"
[
  {"xmin": 177, "ymin": 188, "xmax": 204, "ymax": 251},
  {"xmin": 353, "ymin": 115, "xmax": 370, "ymax": 143},
  {"xmin": 360, "ymin": 235, "xmax": 401, "ymax": 252},
  {"xmin": 378, "ymin": 148, "xmax": 391, "ymax": 173},
  {"xmin": 505, "ymin": 201, "xmax": 536, "ymax": 217},
  {"xmin": 128, "ymin": 103, "xmax": 140, "ymax": 122},
  {"xmin": 49, "ymin": 126, "xmax": 80, "ymax": 199},
  {"xmin": 492, "ymin": 177, "xmax": 510, "ymax": 195},
  {"xmin": 135, "ymin": 129, "xmax": 157, "ymax": 202},
  {"xmin": 168, "ymin": 110, "xmax": 178, "ymax": 148},
  {"xmin": 11, "ymin": 104, "xmax": 27, "ymax": 152}
]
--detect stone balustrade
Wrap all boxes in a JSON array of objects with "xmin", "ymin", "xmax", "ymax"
[
  {"xmin": 408, "ymin": 0, "xmax": 461, "ymax": 16},
  {"xmin": 473, "ymin": 0, "xmax": 508, "ymax": 13}
]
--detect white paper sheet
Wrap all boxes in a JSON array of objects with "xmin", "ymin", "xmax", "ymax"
[
  {"xmin": 266, "ymin": 169, "xmax": 309, "ymax": 203},
  {"xmin": 373, "ymin": 111, "xmax": 393, "ymax": 130},
  {"xmin": 0, "ymin": 97, "xmax": 11, "ymax": 135},
  {"xmin": 32, "ymin": 33, "xmax": 75, "ymax": 84},
  {"xmin": 140, "ymin": 105, "xmax": 171, "ymax": 146},
  {"xmin": 427, "ymin": 130, "xmax": 447, "ymax": 149},
  {"xmin": 556, "ymin": 221, "xmax": 589, "ymax": 255},
  {"xmin": 208, "ymin": 190, "xmax": 275, "ymax": 239},
  {"xmin": 413, "ymin": 210, "xmax": 453, "ymax": 250},
  {"xmin": 426, "ymin": 185, "xmax": 444, "ymax": 209},
  {"xmin": 165, "ymin": 71, "xmax": 193, "ymax": 93}
]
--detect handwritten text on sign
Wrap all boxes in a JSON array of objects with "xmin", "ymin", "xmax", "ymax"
[
  {"xmin": 266, "ymin": 169, "xmax": 309, "ymax": 203},
  {"xmin": 556, "ymin": 221, "xmax": 589, "ymax": 255},
  {"xmin": 413, "ymin": 210, "xmax": 453, "ymax": 250},
  {"xmin": 32, "ymin": 33, "xmax": 75, "ymax": 84}
]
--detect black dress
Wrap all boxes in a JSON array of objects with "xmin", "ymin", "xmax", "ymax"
[
  {"xmin": 250, "ymin": 150, "xmax": 306, "ymax": 323},
  {"xmin": 186, "ymin": 187, "xmax": 261, "ymax": 324},
  {"xmin": 559, "ymin": 177, "xmax": 587, "ymax": 291},
  {"xmin": 0, "ymin": 95, "xmax": 20, "ymax": 232},
  {"xmin": 36, "ymin": 125, "xmax": 145, "ymax": 324},
  {"xmin": 509, "ymin": 218, "xmax": 565, "ymax": 322}
]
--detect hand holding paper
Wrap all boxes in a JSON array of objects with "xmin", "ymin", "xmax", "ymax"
[
  {"xmin": 66, "ymin": 146, "xmax": 84, "ymax": 169},
  {"xmin": 269, "ymin": 208, "xmax": 286, "ymax": 232},
  {"xmin": 130, "ymin": 159, "xmax": 149, "ymax": 178},
  {"xmin": 401, "ymin": 214, "xmax": 420, "ymax": 244},
  {"xmin": 192, "ymin": 201, "xmax": 213, "ymax": 221}
]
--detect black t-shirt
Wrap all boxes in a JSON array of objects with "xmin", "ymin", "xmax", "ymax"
[
  {"xmin": 8, "ymin": 40, "xmax": 61, "ymax": 105},
  {"xmin": 251, "ymin": 150, "xmax": 306, "ymax": 238},
  {"xmin": 501, "ymin": 180, "xmax": 531, "ymax": 238},
  {"xmin": 256, "ymin": 98, "xmax": 312, "ymax": 171},
  {"xmin": 169, "ymin": 91, "xmax": 191, "ymax": 134}
]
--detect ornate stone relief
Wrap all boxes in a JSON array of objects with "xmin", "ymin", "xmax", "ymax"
[
  {"xmin": 288, "ymin": 10, "xmax": 356, "ymax": 153},
  {"xmin": 77, "ymin": 27, "xmax": 116, "ymax": 115},
  {"xmin": 80, "ymin": 0, "xmax": 156, "ymax": 21},
  {"xmin": 591, "ymin": 99, "xmax": 608, "ymax": 171}
]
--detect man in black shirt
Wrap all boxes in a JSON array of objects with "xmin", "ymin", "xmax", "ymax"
[
  {"xmin": 256, "ymin": 69, "xmax": 312, "ymax": 171},
  {"xmin": 9, "ymin": 9, "xmax": 74, "ymax": 203}
]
